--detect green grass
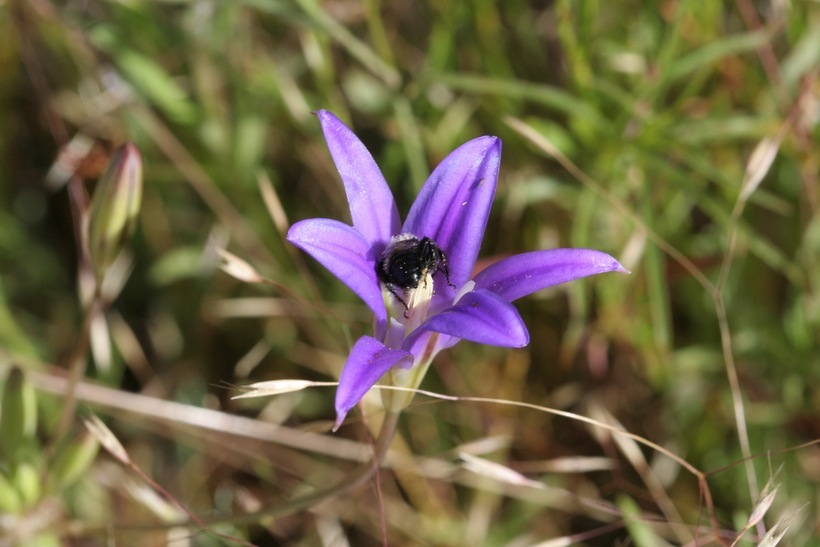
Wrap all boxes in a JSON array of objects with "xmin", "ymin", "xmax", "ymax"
[{"xmin": 0, "ymin": 0, "xmax": 818, "ymax": 544}]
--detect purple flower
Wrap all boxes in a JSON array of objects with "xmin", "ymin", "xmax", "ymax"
[{"xmin": 288, "ymin": 111, "xmax": 628, "ymax": 430}]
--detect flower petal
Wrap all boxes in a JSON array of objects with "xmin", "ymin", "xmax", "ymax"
[
  {"xmin": 334, "ymin": 336, "xmax": 413, "ymax": 430},
  {"xmin": 287, "ymin": 218, "xmax": 386, "ymax": 326},
  {"xmin": 473, "ymin": 249, "xmax": 628, "ymax": 302},
  {"xmin": 403, "ymin": 137, "xmax": 502, "ymax": 287},
  {"xmin": 316, "ymin": 110, "xmax": 401, "ymax": 248},
  {"xmin": 410, "ymin": 288, "xmax": 529, "ymax": 348}
]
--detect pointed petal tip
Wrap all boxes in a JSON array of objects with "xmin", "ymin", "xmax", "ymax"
[
  {"xmin": 595, "ymin": 255, "xmax": 630, "ymax": 277},
  {"xmin": 604, "ymin": 255, "xmax": 631, "ymax": 275},
  {"xmin": 474, "ymin": 135, "xmax": 502, "ymax": 156},
  {"xmin": 332, "ymin": 412, "xmax": 346, "ymax": 432},
  {"xmin": 284, "ymin": 224, "xmax": 298, "ymax": 243},
  {"xmin": 312, "ymin": 109, "xmax": 331, "ymax": 120},
  {"xmin": 488, "ymin": 136, "xmax": 502, "ymax": 158},
  {"xmin": 285, "ymin": 218, "xmax": 314, "ymax": 243}
]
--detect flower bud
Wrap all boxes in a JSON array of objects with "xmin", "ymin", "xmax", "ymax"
[{"xmin": 87, "ymin": 142, "xmax": 143, "ymax": 282}]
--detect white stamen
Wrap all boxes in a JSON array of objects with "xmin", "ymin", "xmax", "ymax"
[{"xmin": 404, "ymin": 273, "xmax": 435, "ymax": 331}]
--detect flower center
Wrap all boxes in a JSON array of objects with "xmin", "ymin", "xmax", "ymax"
[{"xmin": 376, "ymin": 233, "xmax": 454, "ymax": 327}]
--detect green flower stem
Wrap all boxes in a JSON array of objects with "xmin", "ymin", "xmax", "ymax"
[
  {"xmin": 50, "ymin": 294, "xmax": 103, "ymax": 448},
  {"xmin": 385, "ymin": 358, "xmax": 434, "ymax": 414},
  {"xmin": 47, "ymin": 174, "xmax": 104, "ymax": 452}
]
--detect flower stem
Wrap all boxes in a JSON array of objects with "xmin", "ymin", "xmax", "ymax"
[{"xmin": 50, "ymin": 293, "xmax": 102, "ymax": 448}]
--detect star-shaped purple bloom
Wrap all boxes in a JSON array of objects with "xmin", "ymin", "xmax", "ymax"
[{"xmin": 288, "ymin": 111, "xmax": 628, "ymax": 430}]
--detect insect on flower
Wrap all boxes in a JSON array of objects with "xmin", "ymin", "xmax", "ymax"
[{"xmin": 377, "ymin": 234, "xmax": 456, "ymax": 313}]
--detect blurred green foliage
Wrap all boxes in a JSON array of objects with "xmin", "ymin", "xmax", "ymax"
[
  {"xmin": 0, "ymin": 367, "xmax": 99, "ymax": 545},
  {"xmin": 0, "ymin": 0, "xmax": 818, "ymax": 544}
]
